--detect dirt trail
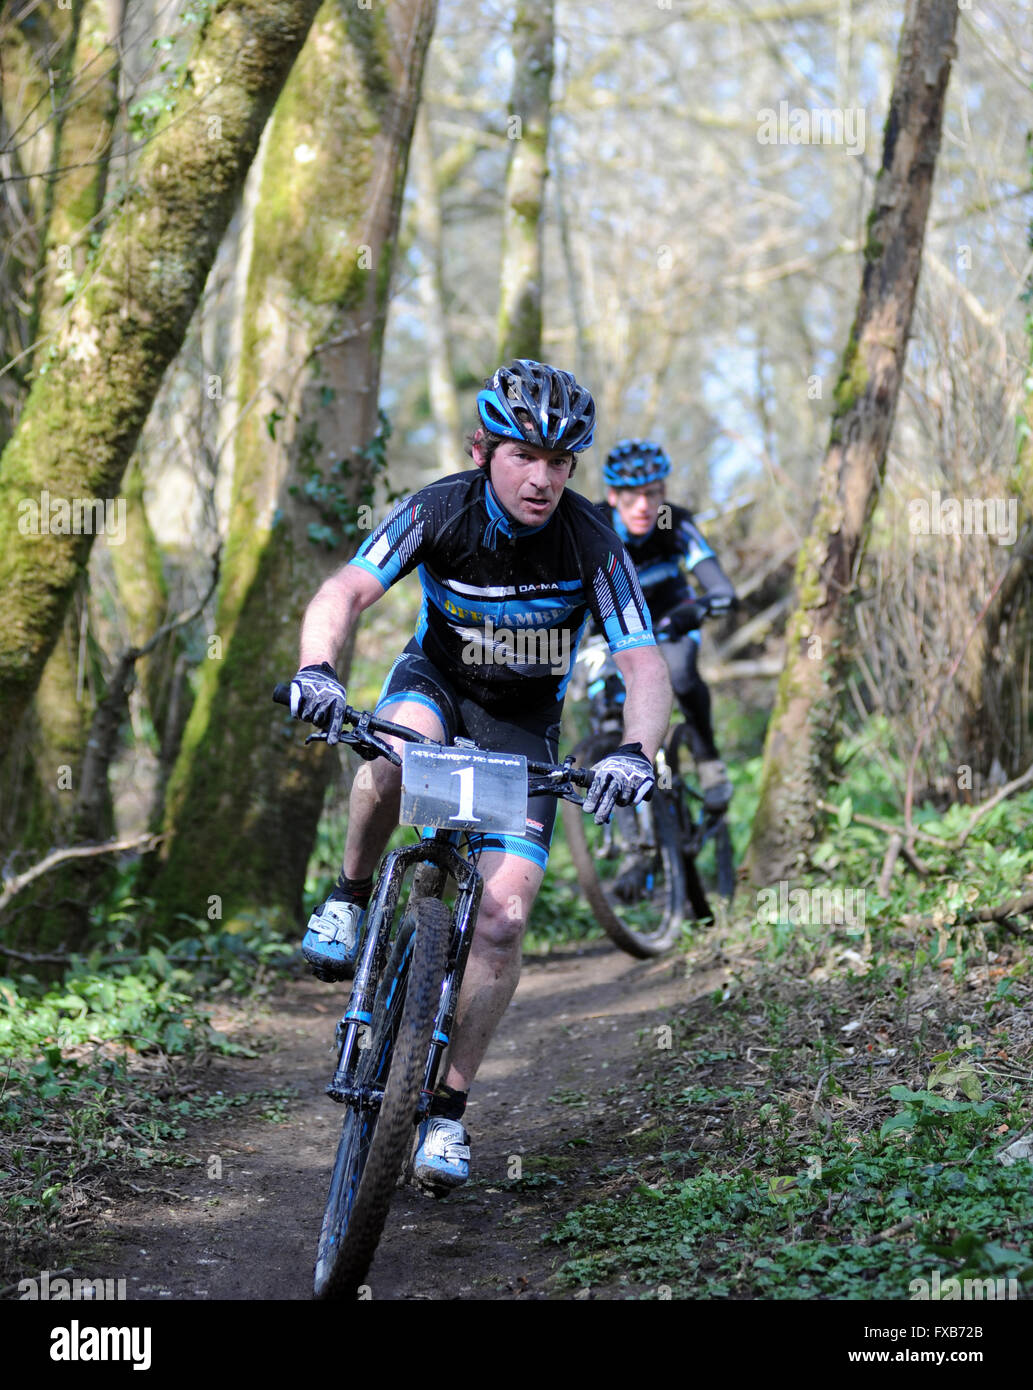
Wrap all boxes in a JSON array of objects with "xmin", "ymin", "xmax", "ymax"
[{"xmin": 87, "ymin": 940, "xmax": 726, "ymax": 1301}]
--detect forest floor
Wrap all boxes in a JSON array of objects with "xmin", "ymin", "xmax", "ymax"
[
  {"xmin": 5, "ymin": 907, "xmax": 1033, "ymax": 1310},
  {"xmin": 30, "ymin": 937, "xmax": 725, "ymax": 1301}
]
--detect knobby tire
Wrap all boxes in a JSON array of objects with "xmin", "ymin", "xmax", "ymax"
[
  {"xmin": 313, "ymin": 895, "xmax": 451, "ymax": 1300},
  {"xmin": 665, "ymin": 722, "xmax": 736, "ymax": 910},
  {"xmin": 561, "ymin": 733, "xmax": 686, "ymax": 958}
]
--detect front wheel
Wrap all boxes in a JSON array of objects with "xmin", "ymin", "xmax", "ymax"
[
  {"xmin": 313, "ymin": 895, "xmax": 451, "ymax": 1300},
  {"xmin": 560, "ymin": 734, "xmax": 686, "ymax": 958}
]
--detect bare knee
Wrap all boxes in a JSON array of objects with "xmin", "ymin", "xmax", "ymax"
[{"xmin": 474, "ymin": 892, "xmax": 527, "ymax": 957}]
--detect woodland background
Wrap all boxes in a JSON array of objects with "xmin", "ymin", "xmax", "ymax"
[
  {"xmin": 2, "ymin": 0, "xmax": 1030, "ymax": 950},
  {"xmin": 3, "ymin": 0, "xmax": 1033, "ymax": 1307}
]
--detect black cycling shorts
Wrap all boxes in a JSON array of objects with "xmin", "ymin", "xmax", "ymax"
[{"xmin": 375, "ymin": 641, "xmax": 562, "ymax": 873}]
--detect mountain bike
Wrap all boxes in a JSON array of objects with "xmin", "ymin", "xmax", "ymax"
[
  {"xmin": 559, "ymin": 630, "xmax": 735, "ymax": 959},
  {"xmin": 272, "ymin": 683, "xmax": 594, "ymax": 1300}
]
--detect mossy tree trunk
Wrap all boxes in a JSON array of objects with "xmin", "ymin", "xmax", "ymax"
[
  {"xmin": 496, "ymin": 0, "xmax": 553, "ymax": 363},
  {"xmin": 745, "ymin": 0, "xmax": 959, "ymax": 885},
  {"xmin": 0, "ymin": 0, "xmax": 84, "ymax": 446},
  {"xmin": 412, "ymin": 107, "xmax": 463, "ymax": 472},
  {"xmin": 0, "ymin": 0, "xmax": 119, "ymax": 890},
  {"xmin": 0, "ymin": 1, "xmax": 180, "ymax": 949},
  {"xmin": 32, "ymin": 0, "xmax": 125, "ymax": 355},
  {"xmin": 148, "ymin": 0, "xmax": 437, "ymax": 932},
  {"xmin": 956, "ymin": 322, "xmax": 1033, "ymax": 780},
  {"xmin": 0, "ymin": 0, "xmax": 324, "ymax": 743}
]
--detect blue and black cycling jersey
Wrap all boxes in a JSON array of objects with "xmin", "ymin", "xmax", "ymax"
[
  {"xmin": 349, "ymin": 469, "xmax": 655, "ymax": 712},
  {"xmin": 594, "ymin": 500, "xmax": 735, "ymax": 621}
]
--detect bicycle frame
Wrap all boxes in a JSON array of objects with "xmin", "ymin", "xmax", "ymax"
[{"xmin": 326, "ymin": 831, "xmax": 484, "ymax": 1116}]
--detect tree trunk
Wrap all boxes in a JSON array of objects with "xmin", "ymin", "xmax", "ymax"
[
  {"xmin": 0, "ymin": 0, "xmax": 324, "ymax": 740},
  {"xmin": 148, "ymin": 0, "xmax": 437, "ymax": 931},
  {"xmin": 745, "ymin": 0, "xmax": 959, "ymax": 884},
  {"xmin": 32, "ymin": 0, "xmax": 125, "ymax": 355},
  {"xmin": 0, "ymin": 0, "xmax": 83, "ymax": 445},
  {"xmin": 956, "ymin": 341, "xmax": 1033, "ymax": 780},
  {"xmin": 412, "ymin": 107, "xmax": 463, "ymax": 472},
  {"xmin": 0, "ymin": 0, "xmax": 120, "ymax": 894},
  {"xmin": 496, "ymin": 0, "xmax": 554, "ymax": 362}
]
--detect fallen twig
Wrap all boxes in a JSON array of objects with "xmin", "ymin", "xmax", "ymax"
[
  {"xmin": 0, "ymin": 833, "xmax": 164, "ymax": 915},
  {"xmin": 815, "ymin": 800, "xmax": 931, "ymax": 873},
  {"xmin": 867, "ymin": 1215, "xmax": 915, "ymax": 1245},
  {"xmin": 963, "ymin": 890, "xmax": 1033, "ymax": 925}
]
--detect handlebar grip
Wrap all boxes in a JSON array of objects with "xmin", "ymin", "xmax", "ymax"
[{"xmin": 272, "ymin": 683, "xmax": 291, "ymax": 707}]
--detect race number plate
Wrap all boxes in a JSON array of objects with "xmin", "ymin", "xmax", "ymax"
[{"xmin": 400, "ymin": 746, "xmax": 528, "ymax": 834}]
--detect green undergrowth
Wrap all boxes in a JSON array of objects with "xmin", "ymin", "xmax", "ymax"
[
  {"xmin": 545, "ymin": 957, "xmax": 1033, "ymax": 1299},
  {"xmin": 542, "ymin": 735, "xmax": 1033, "ymax": 1299},
  {"xmin": 0, "ymin": 888, "xmax": 300, "ymax": 1286}
]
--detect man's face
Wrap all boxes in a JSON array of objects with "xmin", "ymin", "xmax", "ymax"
[
  {"xmin": 474, "ymin": 435, "xmax": 575, "ymax": 527},
  {"xmin": 608, "ymin": 482, "xmax": 665, "ymax": 537}
]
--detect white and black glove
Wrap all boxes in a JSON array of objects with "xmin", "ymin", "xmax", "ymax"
[
  {"xmin": 583, "ymin": 742, "xmax": 656, "ymax": 825},
  {"xmin": 290, "ymin": 661, "xmax": 348, "ymax": 745}
]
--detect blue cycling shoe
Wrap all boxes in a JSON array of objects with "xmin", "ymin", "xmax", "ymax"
[
  {"xmin": 302, "ymin": 896, "xmax": 366, "ymax": 982},
  {"xmin": 414, "ymin": 1117, "xmax": 470, "ymax": 1192}
]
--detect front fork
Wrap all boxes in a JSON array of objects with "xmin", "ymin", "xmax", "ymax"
[{"xmin": 325, "ymin": 841, "xmax": 483, "ymax": 1110}]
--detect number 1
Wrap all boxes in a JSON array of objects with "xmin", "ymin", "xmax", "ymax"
[{"xmin": 449, "ymin": 765, "xmax": 479, "ymax": 822}]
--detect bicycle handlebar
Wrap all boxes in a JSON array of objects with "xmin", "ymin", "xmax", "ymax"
[{"xmin": 272, "ymin": 682, "xmax": 595, "ymax": 790}]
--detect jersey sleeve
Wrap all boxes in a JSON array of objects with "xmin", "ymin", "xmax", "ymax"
[
  {"xmin": 588, "ymin": 542, "xmax": 656, "ymax": 654},
  {"xmin": 347, "ymin": 492, "xmax": 435, "ymax": 591},
  {"xmin": 677, "ymin": 514, "xmax": 736, "ymax": 608},
  {"xmin": 676, "ymin": 514, "xmax": 717, "ymax": 571}
]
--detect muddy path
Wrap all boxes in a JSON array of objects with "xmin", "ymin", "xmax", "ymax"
[{"xmin": 86, "ymin": 940, "xmax": 726, "ymax": 1301}]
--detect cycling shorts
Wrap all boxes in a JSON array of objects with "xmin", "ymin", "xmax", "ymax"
[{"xmin": 375, "ymin": 641, "xmax": 562, "ymax": 873}]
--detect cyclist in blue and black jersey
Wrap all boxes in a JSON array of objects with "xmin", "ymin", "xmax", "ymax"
[
  {"xmin": 596, "ymin": 439, "xmax": 737, "ymax": 813},
  {"xmin": 288, "ymin": 361, "xmax": 672, "ymax": 1191}
]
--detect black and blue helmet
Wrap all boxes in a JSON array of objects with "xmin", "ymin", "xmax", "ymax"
[
  {"xmin": 477, "ymin": 359, "xmax": 595, "ymax": 453},
  {"xmin": 602, "ymin": 439, "xmax": 671, "ymax": 488}
]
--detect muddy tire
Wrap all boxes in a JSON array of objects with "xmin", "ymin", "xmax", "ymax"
[
  {"xmin": 665, "ymin": 722, "xmax": 735, "ymax": 910},
  {"xmin": 560, "ymin": 734, "xmax": 686, "ymax": 958},
  {"xmin": 313, "ymin": 896, "xmax": 451, "ymax": 1300}
]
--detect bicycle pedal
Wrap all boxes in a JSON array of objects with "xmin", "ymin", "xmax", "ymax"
[{"xmin": 415, "ymin": 1177, "xmax": 453, "ymax": 1201}]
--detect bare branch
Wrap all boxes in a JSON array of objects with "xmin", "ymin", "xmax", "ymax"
[{"xmin": 0, "ymin": 833, "xmax": 164, "ymax": 915}]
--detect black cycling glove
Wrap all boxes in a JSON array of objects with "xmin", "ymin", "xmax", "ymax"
[
  {"xmin": 290, "ymin": 661, "xmax": 348, "ymax": 746},
  {"xmin": 583, "ymin": 742, "xmax": 656, "ymax": 825},
  {"xmin": 656, "ymin": 597, "xmax": 708, "ymax": 637}
]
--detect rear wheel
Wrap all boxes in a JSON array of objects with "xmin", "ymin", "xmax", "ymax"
[
  {"xmin": 313, "ymin": 895, "xmax": 451, "ymax": 1300},
  {"xmin": 665, "ymin": 723, "xmax": 735, "ymax": 912},
  {"xmin": 560, "ymin": 733, "xmax": 686, "ymax": 958}
]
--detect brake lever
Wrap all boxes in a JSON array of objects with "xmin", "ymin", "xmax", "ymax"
[{"xmin": 303, "ymin": 725, "xmax": 401, "ymax": 766}]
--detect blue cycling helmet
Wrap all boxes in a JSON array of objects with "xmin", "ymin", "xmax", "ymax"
[
  {"xmin": 603, "ymin": 439, "xmax": 671, "ymax": 488},
  {"xmin": 477, "ymin": 359, "xmax": 595, "ymax": 453}
]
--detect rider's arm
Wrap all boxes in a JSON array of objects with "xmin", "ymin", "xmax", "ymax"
[
  {"xmin": 299, "ymin": 564, "xmax": 385, "ymax": 668},
  {"xmin": 678, "ymin": 516, "xmax": 736, "ymax": 611},
  {"xmin": 612, "ymin": 643, "xmax": 672, "ymax": 762},
  {"xmin": 300, "ymin": 487, "xmax": 440, "ymax": 666}
]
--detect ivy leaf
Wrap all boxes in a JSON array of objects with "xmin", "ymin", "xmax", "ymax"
[{"xmin": 880, "ymin": 1111, "xmax": 916, "ymax": 1139}]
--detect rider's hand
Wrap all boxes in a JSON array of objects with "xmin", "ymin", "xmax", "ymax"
[
  {"xmin": 582, "ymin": 743, "xmax": 656, "ymax": 825},
  {"xmin": 290, "ymin": 661, "xmax": 348, "ymax": 746},
  {"xmin": 656, "ymin": 597, "xmax": 707, "ymax": 638}
]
